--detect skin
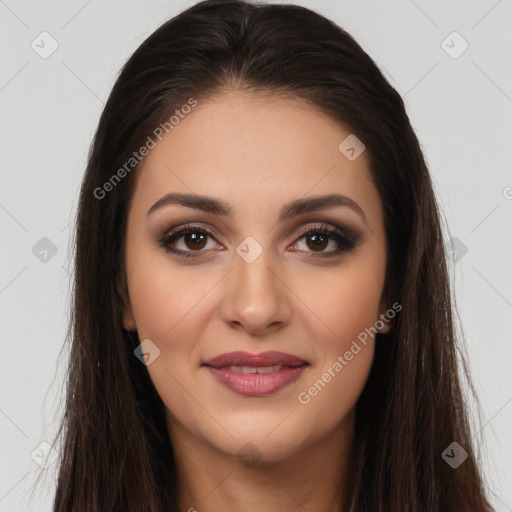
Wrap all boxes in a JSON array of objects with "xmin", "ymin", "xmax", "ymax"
[{"xmin": 122, "ymin": 89, "xmax": 391, "ymax": 512}]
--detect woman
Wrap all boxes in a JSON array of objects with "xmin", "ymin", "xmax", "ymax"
[{"xmin": 52, "ymin": 0, "xmax": 492, "ymax": 510}]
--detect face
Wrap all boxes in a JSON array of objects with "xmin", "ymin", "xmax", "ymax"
[{"xmin": 121, "ymin": 90, "xmax": 391, "ymax": 462}]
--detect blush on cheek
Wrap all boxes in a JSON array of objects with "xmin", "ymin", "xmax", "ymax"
[
  {"xmin": 322, "ymin": 297, "xmax": 383, "ymax": 349},
  {"xmin": 128, "ymin": 270, "xmax": 192, "ymax": 337}
]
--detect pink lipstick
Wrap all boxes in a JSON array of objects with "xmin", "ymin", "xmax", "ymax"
[{"xmin": 202, "ymin": 350, "xmax": 309, "ymax": 397}]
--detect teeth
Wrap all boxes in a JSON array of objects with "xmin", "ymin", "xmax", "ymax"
[
  {"xmin": 229, "ymin": 365, "xmax": 283, "ymax": 374},
  {"xmin": 255, "ymin": 365, "xmax": 283, "ymax": 374}
]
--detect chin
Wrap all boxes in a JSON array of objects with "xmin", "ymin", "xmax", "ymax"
[{"xmin": 205, "ymin": 419, "xmax": 316, "ymax": 463}]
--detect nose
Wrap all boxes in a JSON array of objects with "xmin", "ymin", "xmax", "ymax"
[{"xmin": 220, "ymin": 247, "xmax": 292, "ymax": 336}]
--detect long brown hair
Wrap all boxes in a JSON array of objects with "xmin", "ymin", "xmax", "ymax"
[{"xmin": 51, "ymin": 0, "xmax": 493, "ymax": 510}]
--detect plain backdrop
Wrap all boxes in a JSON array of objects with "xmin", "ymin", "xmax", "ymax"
[{"xmin": 0, "ymin": 0, "xmax": 511, "ymax": 510}]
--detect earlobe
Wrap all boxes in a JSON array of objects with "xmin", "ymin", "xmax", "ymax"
[
  {"xmin": 377, "ymin": 318, "xmax": 392, "ymax": 334},
  {"xmin": 123, "ymin": 308, "xmax": 137, "ymax": 331},
  {"xmin": 115, "ymin": 270, "xmax": 137, "ymax": 330},
  {"xmin": 377, "ymin": 300, "xmax": 393, "ymax": 334}
]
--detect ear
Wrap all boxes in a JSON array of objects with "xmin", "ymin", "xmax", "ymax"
[
  {"xmin": 115, "ymin": 269, "xmax": 137, "ymax": 331},
  {"xmin": 122, "ymin": 304, "xmax": 137, "ymax": 331},
  {"xmin": 376, "ymin": 298, "xmax": 393, "ymax": 334}
]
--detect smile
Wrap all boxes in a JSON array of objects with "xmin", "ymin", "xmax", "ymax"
[{"xmin": 202, "ymin": 350, "xmax": 310, "ymax": 397}]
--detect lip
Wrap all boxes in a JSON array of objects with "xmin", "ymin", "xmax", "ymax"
[
  {"xmin": 202, "ymin": 351, "xmax": 309, "ymax": 397},
  {"xmin": 203, "ymin": 350, "xmax": 308, "ymax": 368}
]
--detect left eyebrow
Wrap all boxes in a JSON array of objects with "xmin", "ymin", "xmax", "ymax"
[
  {"xmin": 278, "ymin": 194, "xmax": 367, "ymax": 225},
  {"xmin": 147, "ymin": 192, "xmax": 368, "ymax": 225}
]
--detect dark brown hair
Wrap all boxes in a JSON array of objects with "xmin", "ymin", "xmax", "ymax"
[{"xmin": 51, "ymin": 0, "xmax": 492, "ymax": 510}]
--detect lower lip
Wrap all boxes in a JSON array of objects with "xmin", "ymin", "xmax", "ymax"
[{"xmin": 204, "ymin": 365, "xmax": 309, "ymax": 397}]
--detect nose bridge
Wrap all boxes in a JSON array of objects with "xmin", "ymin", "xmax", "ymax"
[
  {"xmin": 220, "ymin": 238, "xmax": 290, "ymax": 333},
  {"xmin": 235, "ymin": 243, "xmax": 277, "ymax": 293}
]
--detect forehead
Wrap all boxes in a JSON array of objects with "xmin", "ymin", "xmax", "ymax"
[{"xmin": 131, "ymin": 90, "xmax": 379, "ymax": 220}]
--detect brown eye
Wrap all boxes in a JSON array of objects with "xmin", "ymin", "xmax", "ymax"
[
  {"xmin": 291, "ymin": 225, "xmax": 359, "ymax": 258},
  {"xmin": 158, "ymin": 223, "xmax": 359, "ymax": 260},
  {"xmin": 182, "ymin": 232, "xmax": 208, "ymax": 250},
  {"xmin": 158, "ymin": 225, "xmax": 222, "ymax": 258},
  {"xmin": 305, "ymin": 232, "xmax": 329, "ymax": 252}
]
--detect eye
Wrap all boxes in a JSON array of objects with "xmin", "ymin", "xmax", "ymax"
[
  {"xmin": 158, "ymin": 224, "xmax": 222, "ymax": 258},
  {"xmin": 290, "ymin": 223, "xmax": 359, "ymax": 258},
  {"xmin": 157, "ymin": 223, "xmax": 359, "ymax": 259}
]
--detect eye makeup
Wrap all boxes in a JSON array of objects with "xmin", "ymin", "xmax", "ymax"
[{"xmin": 155, "ymin": 221, "xmax": 362, "ymax": 260}]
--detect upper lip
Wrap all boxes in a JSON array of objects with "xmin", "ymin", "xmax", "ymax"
[{"xmin": 202, "ymin": 351, "xmax": 309, "ymax": 368}]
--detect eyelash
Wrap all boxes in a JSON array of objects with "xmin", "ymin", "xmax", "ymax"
[{"xmin": 157, "ymin": 223, "xmax": 359, "ymax": 260}]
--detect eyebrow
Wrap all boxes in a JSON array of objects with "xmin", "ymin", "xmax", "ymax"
[{"xmin": 147, "ymin": 192, "xmax": 367, "ymax": 225}]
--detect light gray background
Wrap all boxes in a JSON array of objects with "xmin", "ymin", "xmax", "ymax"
[{"xmin": 1, "ymin": 0, "xmax": 511, "ymax": 510}]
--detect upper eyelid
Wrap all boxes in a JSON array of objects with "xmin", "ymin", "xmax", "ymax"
[
  {"xmin": 162, "ymin": 222, "xmax": 355, "ymax": 247},
  {"xmin": 153, "ymin": 203, "xmax": 367, "ymax": 239},
  {"xmin": 164, "ymin": 222, "xmax": 346, "ymax": 236}
]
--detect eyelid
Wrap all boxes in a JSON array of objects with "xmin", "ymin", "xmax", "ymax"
[
  {"xmin": 292, "ymin": 222, "xmax": 358, "ymax": 242},
  {"xmin": 159, "ymin": 218, "xmax": 359, "ymax": 240},
  {"xmin": 161, "ymin": 222, "xmax": 225, "ymax": 245}
]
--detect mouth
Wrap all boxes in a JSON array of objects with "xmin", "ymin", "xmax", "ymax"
[
  {"xmin": 202, "ymin": 351, "xmax": 310, "ymax": 397},
  {"xmin": 222, "ymin": 364, "xmax": 295, "ymax": 374}
]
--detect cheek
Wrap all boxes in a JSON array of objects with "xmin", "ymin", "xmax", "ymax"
[
  {"xmin": 295, "ymin": 339, "xmax": 374, "ymax": 441},
  {"xmin": 126, "ymin": 235, "xmax": 208, "ymax": 338},
  {"xmin": 126, "ymin": 253, "xmax": 218, "ymax": 434},
  {"xmin": 126, "ymin": 243, "xmax": 223, "ymax": 386},
  {"xmin": 291, "ymin": 255, "xmax": 384, "ymax": 426},
  {"xmin": 292, "ymin": 252, "xmax": 386, "ymax": 345}
]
